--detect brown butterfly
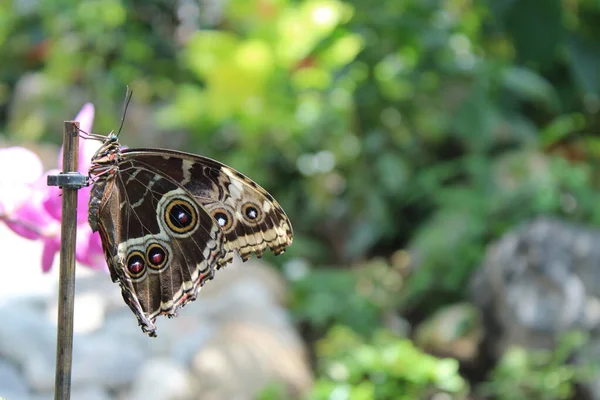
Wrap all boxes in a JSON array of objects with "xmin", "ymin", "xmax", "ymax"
[{"xmin": 86, "ymin": 131, "xmax": 293, "ymax": 337}]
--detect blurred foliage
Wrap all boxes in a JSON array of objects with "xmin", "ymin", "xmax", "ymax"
[
  {"xmin": 3, "ymin": 0, "xmax": 600, "ymax": 397},
  {"xmin": 308, "ymin": 325, "xmax": 467, "ymax": 399},
  {"xmin": 479, "ymin": 331, "xmax": 596, "ymax": 400},
  {"xmin": 291, "ymin": 268, "xmax": 381, "ymax": 335},
  {"xmin": 290, "ymin": 257, "xmax": 404, "ymax": 335}
]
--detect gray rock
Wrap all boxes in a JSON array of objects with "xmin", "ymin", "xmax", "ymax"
[
  {"xmin": 154, "ymin": 261, "xmax": 315, "ymax": 399},
  {"xmin": 29, "ymin": 394, "xmax": 53, "ymax": 400},
  {"xmin": 203, "ymin": 280, "xmax": 292, "ymax": 329},
  {"xmin": 102, "ymin": 309, "xmax": 154, "ymax": 354},
  {"xmin": 0, "ymin": 305, "xmax": 55, "ymax": 366},
  {"xmin": 471, "ymin": 218, "xmax": 599, "ymax": 357},
  {"xmin": 69, "ymin": 271, "xmax": 128, "ymax": 315},
  {"xmin": 126, "ymin": 358, "xmax": 195, "ymax": 400},
  {"xmin": 171, "ymin": 325, "xmax": 217, "ymax": 366},
  {"xmin": 24, "ymin": 330, "xmax": 147, "ymax": 392},
  {"xmin": 0, "ymin": 252, "xmax": 309, "ymax": 399},
  {"xmin": 0, "ymin": 304, "xmax": 56, "ymax": 392},
  {"xmin": 50, "ymin": 291, "xmax": 107, "ymax": 335},
  {"xmin": 103, "ymin": 308, "xmax": 147, "ymax": 335},
  {"xmin": 199, "ymin": 260, "xmax": 288, "ymax": 305},
  {"xmin": 191, "ymin": 319, "xmax": 312, "ymax": 399},
  {"xmin": 71, "ymin": 333, "xmax": 146, "ymax": 389},
  {"xmin": 134, "ymin": 261, "xmax": 290, "ymax": 359},
  {"xmin": 471, "ymin": 217, "xmax": 600, "ymax": 399},
  {"xmin": 0, "ymin": 359, "xmax": 29, "ymax": 399},
  {"xmin": 71, "ymin": 385, "xmax": 113, "ymax": 400},
  {"xmin": 413, "ymin": 303, "xmax": 483, "ymax": 362},
  {"xmin": 23, "ymin": 353, "xmax": 55, "ymax": 392},
  {"xmin": 30, "ymin": 386, "xmax": 112, "ymax": 400}
]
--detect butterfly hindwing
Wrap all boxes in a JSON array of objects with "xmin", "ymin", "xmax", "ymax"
[{"xmin": 91, "ymin": 162, "xmax": 225, "ymax": 336}]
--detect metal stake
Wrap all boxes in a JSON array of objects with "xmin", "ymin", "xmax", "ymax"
[{"xmin": 48, "ymin": 121, "xmax": 85, "ymax": 400}]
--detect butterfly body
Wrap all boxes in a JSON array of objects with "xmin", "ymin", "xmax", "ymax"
[{"xmin": 88, "ymin": 133, "xmax": 293, "ymax": 336}]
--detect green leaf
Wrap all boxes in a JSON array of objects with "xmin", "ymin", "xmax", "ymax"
[
  {"xmin": 539, "ymin": 113, "xmax": 586, "ymax": 147},
  {"xmin": 452, "ymin": 86, "xmax": 499, "ymax": 151},
  {"xmin": 566, "ymin": 33, "xmax": 600, "ymax": 95},
  {"xmin": 504, "ymin": 0, "xmax": 563, "ymax": 65},
  {"xmin": 502, "ymin": 66, "xmax": 559, "ymax": 111}
]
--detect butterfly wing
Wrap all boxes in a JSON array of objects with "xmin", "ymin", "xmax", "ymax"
[
  {"xmin": 91, "ymin": 160, "xmax": 226, "ymax": 336},
  {"xmin": 120, "ymin": 149, "xmax": 294, "ymax": 265}
]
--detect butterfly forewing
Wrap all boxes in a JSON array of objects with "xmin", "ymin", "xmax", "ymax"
[{"xmin": 120, "ymin": 149, "xmax": 294, "ymax": 265}]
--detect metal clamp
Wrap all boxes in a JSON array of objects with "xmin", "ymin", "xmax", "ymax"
[{"xmin": 47, "ymin": 172, "xmax": 89, "ymax": 189}]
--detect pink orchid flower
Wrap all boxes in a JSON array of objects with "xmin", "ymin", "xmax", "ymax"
[
  {"xmin": 0, "ymin": 103, "xmax": 107, "ymax": 272},
  {"xmin": 0, "ymin": 147, "xmax": 44, "ymax": 218}
]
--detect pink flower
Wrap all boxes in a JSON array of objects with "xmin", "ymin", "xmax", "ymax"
[
  {"xmin": 0, "ymin": 103, "xmax": 107, "ymax": 272},
  {"xmin": 0, "ymin": 147, "xmax": 43, "ymax": 217}
]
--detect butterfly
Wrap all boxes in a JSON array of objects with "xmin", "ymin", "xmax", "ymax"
[{"xmin": 85, "ymin": 130, "xmax": 293, "ymax": 337}]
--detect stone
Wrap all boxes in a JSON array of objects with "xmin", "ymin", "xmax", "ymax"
[
  {"xmin": 471, "ymin": 218, "xmax": 596, "ymax": 358},
  {"xmin": 31, "ymin": 386, "xmax": 112, "ymax": 400},
  {"xmin": 162, "ymin": 261, "xmax": 315, "ymax": 399},
  {"xmin": 199, "ymin": 259, "xmax": 288, "ymax": 305},
  {"xmin": 0, "ymin": 304, "xmax": 56, "ymax": 392},
  {"xmin": 191, "ymin": 320, "xmax": 312, "ymax": 399},
  {"xmin": 71, "ymin": 332, "xmax": 147, "ymax": 389},
  {"xmin": 71, "ymin": 385, "xmax": 112, "ymax": 400},
  {"xmin": 23, "ymin": 353, "xmax": 55, "ymax": 393},
  {"xmin": 22, "ymin": 328, "xmax": 149, "ymax": 392},
  {"xmin": 0, "ymin": 244, "xmax": 308, "ymax": 399},
  {"xmin": 70, "ymin": 271, "xmax": 128, "ymax": 314},
  {"xmin": 0, "ymin": 304, "xmax": 55, "ymax": 366},
  {"xmin": 126, "ymin": 358, "xmax": 196, "ymax": 400},
  {"xmin": 471, "ymin": 218, "xmax": 600, "ymax": 399},
  {"xmin": 102, "ymin": 309, "xmax": 151, "ymax": 346},
  {"xmin": 0, "ymin": 359, "xmax": 29, "ymax": 399},
  {"xmin": 29, "ymin": 394, "xmax": 53, "ymax": 400},
  {"xmin": 48, "ymin": 292, "xmax": 107, "ymax": 335},
  {"xmin": 171, "ymin": 325, "xmax": 217, "ymax": 366},
  {"xmin": 413, "ymin": 302, "xmax": 483, "ymax": 362}
]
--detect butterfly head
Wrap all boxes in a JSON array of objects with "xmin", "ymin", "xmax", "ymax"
[
  {"xmin": 89, "ymin": 131, "xmax": 122, "ymax": 178},
  {"xmin": 107, "ymin": 131, "xmax": 119, "ymax": 142}
]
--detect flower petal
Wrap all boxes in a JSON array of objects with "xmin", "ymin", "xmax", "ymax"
[
  {"xmin": 0, "ymin": 183, "xmax": 35, "ymax": 216},
  {"xmin": 76, "ymin": 224, "xmax": 107, "ymax": 272},
  {"xmin": 5, "ymin": 189, "xmax": 60, "ymax": 240},
  {"xmin": 0, "ymin": 147, "xmax": 43, "ymax": 184},
  {"xmin": 0, "ymin": 147, "xmax": 44, "ymax": 215},
  {"xmin": 42, "ymin": 236, "xmax": 61, "ymax": 272}
]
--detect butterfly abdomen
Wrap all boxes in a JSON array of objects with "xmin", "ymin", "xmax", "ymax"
[
  {"xmin": 88, "ymin": 135, "xmax": 123, "ymax": 231},
  {"xmin": 88, "ymin": 178, "xmax": 108, "ymax": 232}
]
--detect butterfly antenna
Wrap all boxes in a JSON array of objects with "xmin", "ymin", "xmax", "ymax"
[{"xmin": 117, "ymin": 86, "xmax": 133, "ymax": 137}]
